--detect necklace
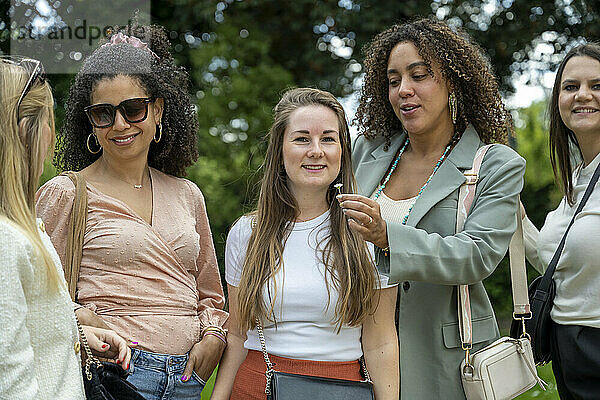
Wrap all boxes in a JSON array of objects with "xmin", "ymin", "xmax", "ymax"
[
  {"xmin": 373, "ymin": 137, "xmax": 452, "ymax": 225},
  {"xmin": 100, "ymin": 158, "xmax": 147, "ymax": 190}
]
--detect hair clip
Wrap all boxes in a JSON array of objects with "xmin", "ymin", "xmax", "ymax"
[{"xmin": 101, "ymin": 32, "xmax": 160, "ymax": 60}]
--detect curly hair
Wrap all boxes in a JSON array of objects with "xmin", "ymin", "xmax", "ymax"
[
  {"xmin": 355, "ymin": 18, "xmax": 512, "ymax": 149},
  {"xmin": 56, "ymin": 24, "xmax": 198, "ymax": 176}
]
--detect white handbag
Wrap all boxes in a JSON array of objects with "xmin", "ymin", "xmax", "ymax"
[{"xmin": 456, "ymin": 145, "xmax": 547, "ymax": 400}]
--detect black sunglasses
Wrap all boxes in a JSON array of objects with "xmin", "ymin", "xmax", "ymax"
[
  {"xmin": 1, "ymin": 56, "xmax": 47, "ymax": 123},
  {"xmin": 84, "ymin": 97, "xmax": 155, "ymax": 128}
]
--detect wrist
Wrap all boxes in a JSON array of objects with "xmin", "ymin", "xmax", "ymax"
[{"xmin": 201, "ymin": 325, "xmax": 227, "ymax": 346}]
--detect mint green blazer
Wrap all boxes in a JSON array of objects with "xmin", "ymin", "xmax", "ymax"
[{"xmin": 352, "ymin": 127, "xmax": 525, "ymax": 399}]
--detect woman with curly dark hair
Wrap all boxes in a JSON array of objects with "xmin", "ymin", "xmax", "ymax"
[
  {"xmin": 35, "ymin": 24, "xmax": 227, "ymax": 400},
  {"xmin": 337, "ymin": 18, "xmax": 525, "ymax": 398}
]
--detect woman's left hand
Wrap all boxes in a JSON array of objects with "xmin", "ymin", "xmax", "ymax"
[
  {"xmin": 337, "ymin": 194, "xmax": 388, "ymax": 249},
  {"xmin": 82, "ymin": 325, "xmax": 132, "ymax": 370},
  {"xmin": 182, "ymin": 334, "xmax": 226, "ymax": 383}
]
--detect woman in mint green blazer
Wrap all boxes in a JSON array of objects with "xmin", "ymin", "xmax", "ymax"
[{"xmin": 337, "ymin": 19, "xmax": 525, "ymax": 399}]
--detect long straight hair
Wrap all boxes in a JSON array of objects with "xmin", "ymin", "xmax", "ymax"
[
  {"xmin": 0, "ymin": 61, "xmax": 61, "ymax": 288},
  {"xmin": 549, "ymin": 42, "xmax": 600, "ymax": 205},
  {"xmin": 237, "ymin": 88, "xmax": 378, "ymax": 333}
]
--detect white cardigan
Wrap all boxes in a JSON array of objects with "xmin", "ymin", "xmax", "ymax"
[{"xmin": 0, "ymin": 218, "xmax": 85, "ymax": 399}]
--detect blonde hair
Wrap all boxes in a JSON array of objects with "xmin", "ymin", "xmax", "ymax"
[
  {"xmin": 237, "ymin": 88, "xmax": 378, "ymax": 333},
  {"xmin": 0, "ymin": 60, "xmax": 61, "ymax": 289}
]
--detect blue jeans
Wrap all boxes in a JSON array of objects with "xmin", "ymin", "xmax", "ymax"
[{"xmin": 127, "ymin": 349, "xmax": 206, "ymax": 400}]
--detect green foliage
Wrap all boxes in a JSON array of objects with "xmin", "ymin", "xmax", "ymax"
[
  {"xmin": 516, "ymin": 102, "xmax": 563, "ymax": 226},
  {"xmin": 517, "ymin": 363, "xmax": 559, "ymax": 399},
  {"xmin": 186, "ymin": 16, "xmax": 295, "ymax": 267}
]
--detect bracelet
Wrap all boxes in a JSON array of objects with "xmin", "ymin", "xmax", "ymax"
[
  {"xmin": 203, "ymin": 331, "xmax": 227, "ymax": 345},
  {"xmin": 201, "ymin": 325, "xmax": 228, "ymax": 338}
]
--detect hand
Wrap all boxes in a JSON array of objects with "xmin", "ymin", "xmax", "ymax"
[
  {"xmin": 182, "ymin": 334, "xmax": 226, "ymax": 383},
  {"xmin": 337, "ymin": 194, "xmax": 388, "ymax": 249},
  {"xmin": 76, "ymin": 307, "xmax": 110, "ymax": 330},
  {"xmin": 82, "ymin": 325, "xmax": 132, "ymax": 370}
]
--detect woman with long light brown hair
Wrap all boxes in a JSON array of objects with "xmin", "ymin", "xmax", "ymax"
[{"xmin": 211, "ymin": 88, "xmax": 398, "ymax": 400}]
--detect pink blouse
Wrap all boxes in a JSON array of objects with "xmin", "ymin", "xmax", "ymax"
[{"xmin": 35, "ymin": 168, "xmax": 227, "ymax": 355}]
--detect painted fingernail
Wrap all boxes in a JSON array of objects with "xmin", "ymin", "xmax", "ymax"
[
  {"xmin": 181, "ymin": 375, "xmax": 188, "ymax": 382},
  {"xmin": 116, "ymin": 359, "xmax": 121, "ymax": 364},
  {"xmin": 101, "ymin": 344, "xmax": 108, "ymax": 349},
  {"xmin": 131, "ymin": 341, "xmax": 138, "ymax": 345},
  {"xmin": 126, "ymin": 363, "xmax": 129, "ymax": 369}
]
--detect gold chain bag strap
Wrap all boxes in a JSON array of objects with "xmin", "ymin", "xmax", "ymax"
[
  {"xmin": 255, "ymin": 318, "xmax": 374, "ymax": 400},
  {"xmin": 61, "ymin": 171, "xmax": 144, "ymax": 400},
  {"xmin": 456, "ymin": 146, "xmax": 546, "ymax": 399}
]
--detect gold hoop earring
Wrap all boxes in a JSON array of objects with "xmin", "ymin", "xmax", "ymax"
[
  {"xmin": 86, "ymin": 133, "xmax": 101, "ymax": 154},
  {"xmin": 154, "ymin": 123, "xmax": 162, "ymax": 143},
  {"xmin": 449, "ymin": 92, "xmax": 457, "ymax": 124}
]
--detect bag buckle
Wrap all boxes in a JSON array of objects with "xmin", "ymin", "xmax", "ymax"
[
  {"xmin": 464, "ymin": 173, "xmax": 478, "ymax": 185},
  {"xmin": 513, "ymin": 312, "xmax": 532, "ymax": 340},
  {"xmin": 462, "ymin": 343, "xmax": 473, "ymax": 369}
]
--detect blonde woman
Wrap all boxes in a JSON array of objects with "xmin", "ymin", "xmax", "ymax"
[
  {"xmin": 0, "ymin": 57, "xmax": 130, "ymax": 399},
  {"xmin": 211, "ymin": 88, "xmax": 399, "ymax": 400}
]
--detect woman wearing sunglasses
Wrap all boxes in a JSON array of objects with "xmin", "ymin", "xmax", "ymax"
[
  {"xmin": 36, "ymin": 25, "xmax": 227, "ymax": 400},
  {"xmin": 1, "ymin": 57, "xmax": 131, "ymax": 399}
]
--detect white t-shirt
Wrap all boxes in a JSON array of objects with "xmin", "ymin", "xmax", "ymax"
[
  {"xmin": 523, "ymin": 153, "xmax": 600, "ymax": 328},
  {"xmin": 225, "ymin": 210, "xmax": 393, "ymax": 361}
]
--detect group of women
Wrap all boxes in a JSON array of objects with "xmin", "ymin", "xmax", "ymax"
[{"xmin": 1, "ymin": 16, "xmax": 598, "ymax": 400}]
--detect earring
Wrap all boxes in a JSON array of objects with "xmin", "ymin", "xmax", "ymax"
[
  {"xmin": 449, "ymin": 92, "xmax": 457, "ymax": 124},
  {"xmin": 86, "ymin": 133, "xmax": 101, "ymax": 154},
  {"xmin": 154, "ymin": 122, "xmax": 163, "ymax": 143}
]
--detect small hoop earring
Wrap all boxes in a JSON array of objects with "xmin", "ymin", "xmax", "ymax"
[
  {"xmin": 449, "ymin": 92, "xmax": 457, "ymax": 124},
  {"xmin": 86, "ymin": 133, "xmax": 101, "ymax": 154},
  {"xmin": 154, "ymin": 123, "xmax": 163, "ymax": 143}
]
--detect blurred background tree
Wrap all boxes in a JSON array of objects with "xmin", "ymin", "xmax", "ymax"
[{"xmin": 2, "ymin": 0, "xmax": 596, "ymax": 322}]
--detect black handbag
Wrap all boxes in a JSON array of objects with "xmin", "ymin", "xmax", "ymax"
[
  {"xmin": 255, "ymin": 319, "xmax": 375, "ymax": 400},
  {"xmin": 510, "ymin": 161, "xmax": 600, "ymax": 364},
  {"xmin": 269, "ymin": 371, "xmax": 374, "ymax": 400}
]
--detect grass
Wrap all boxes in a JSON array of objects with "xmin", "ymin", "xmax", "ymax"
[
  {"xmin": 516, "ymin": 363, "xmax": 559, "ymax": 399},
  {"xmin": 200, "ymin": 367, "xmax": 218, "ymax": 400}
]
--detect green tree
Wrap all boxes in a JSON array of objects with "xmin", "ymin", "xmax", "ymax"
[{"xmin": 186, "ymin": 17, "xmax": 294, "ymax": 261}]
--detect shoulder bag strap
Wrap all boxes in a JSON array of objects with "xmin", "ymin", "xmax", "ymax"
[
  {"xmin": 534, "ymin": 160, "xmax": 600, "ymax": 295},
  {"xmin": 255, "ymin": 318, "xmax": 277, "ymax": 396},
  {"xmin": 509, "ymin": 206, "xmax": 530, "ymax": 317},
  {"xmin": 60, "ymin": 171, "xmax": 88, "ymax": 302},
  {"xmin": 456, "ymin": 146, "xmax": 531, "ymax": 353},
  {"xmin": 456, "ymin": 144, "xmax": 492, "ymax": 351}
]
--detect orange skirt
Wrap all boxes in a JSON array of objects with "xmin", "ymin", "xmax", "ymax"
[{"xmin": 230, "ymin": 349, "xmax": 364, "ymax": 400}]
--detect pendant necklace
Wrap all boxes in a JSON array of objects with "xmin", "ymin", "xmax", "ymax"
[
  {"xmin": 373, "ymin": 137, "xmax": 452, "ymax": 225},
  {"xmin": 101, "ymin": 158, "xmax": 147, "ymax": 190}
]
